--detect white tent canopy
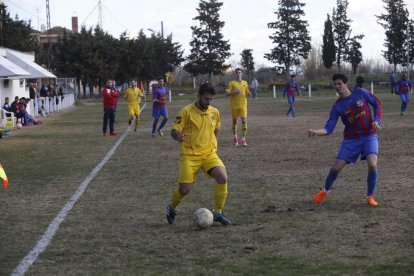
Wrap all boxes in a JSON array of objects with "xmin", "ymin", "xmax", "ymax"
[
  {"xmin": 6, "ymin": 50, "xmax": 56, "ymax": 79},
  {"xmin": 0, "ymin": 55, "xmax": 30, "ymax": 78}
]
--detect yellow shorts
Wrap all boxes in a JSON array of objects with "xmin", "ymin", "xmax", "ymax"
[
  {"xmin": 231, "ymin": 107, "xmax": 247, "ymax": 119},
  {"xmin": 178, "ymin": 152, "xmax": 224, "ymax": 183},
  {"xmin": 128, "ymin": 105, "xmax": 140, "ymax": 116}
]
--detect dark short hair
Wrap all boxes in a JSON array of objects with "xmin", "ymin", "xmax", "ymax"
[
  {"xmin": 290, "ymin": 75, "xmax": 296, "ymax": 78},
  {"xmin": 356, "ymin": 76, "xmax": 364, "ymax": 84},
  {"xmin": 157, "ymin": 77, "xmax": 164, "ymax": 81},
  {"xmin": 332, "ymin": 73, "xmax": 348, "ymax": 83},
  {"xmin": 235, "ymin": 68, "xmax": 242, "ymax": 72},
  {"xmin": 199, "ymin": 82, "xmax": 216, "ymax": 96}
]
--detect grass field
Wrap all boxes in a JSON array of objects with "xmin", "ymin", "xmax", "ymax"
[{"xmin": 0, "ymin": 89, "xmax": 413, "ymax": 275}]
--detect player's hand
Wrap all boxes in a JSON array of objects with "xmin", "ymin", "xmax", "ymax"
[
  {"xmin": 176, "ymin": 133, "xmax": 186, "ymax": 143},
  {"xmin": 372, "ymin": 121, "xmax": 382, "ymax": 132},
  {"xmin": 308, "ymin": 129, "xmax": 318, "ymax": 137},
  {"xmin": 232, "ymin": 90, "xmax": 240, "ymax": 95}
]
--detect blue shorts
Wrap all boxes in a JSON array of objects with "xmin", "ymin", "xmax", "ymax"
[
  {"xmin": 337, "ymin": 134, "xmax": 378, "ymax": 164},
  {"xmin": 399, "ymin": 94, "xmax": 410, "ymax": 103},
  {"xmin": 152, "ymin": 106, "xmax": 168, "ymax": 118},
  {"xmin": 287, "ymin": 96, "xmax": 295, "ymax": 104}
]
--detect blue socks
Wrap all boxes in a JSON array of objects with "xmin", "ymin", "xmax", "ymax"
[
  {"xmin": 324, "ymin": 168, "xmax": 338, "ymax": 192},
  {"xmin": 367, "ymin": 169, "xmax": 378, "ymax": 197}
]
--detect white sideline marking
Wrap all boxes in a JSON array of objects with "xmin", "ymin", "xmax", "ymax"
[{"xmin": 12, "ymin": 103, "xmax": 147, "ymax": 276}]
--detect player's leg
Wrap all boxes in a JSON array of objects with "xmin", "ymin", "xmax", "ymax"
[
  {"xmin": 157, "ymin": 108, "xmax": 168, "ymax": 135},
  {"xmin": 365, "ymin": 154, "xmax": 379, "ymax": 206},
  {"xmin": 167, "ymin": 158, "xmax": 201, "ymax": 224},
  {"xmin": 128, "ymin": 105, "xmax": 134, "ymax": 125},
  {"xmin": 314, "ymin": 138, "xmax": 359, "ymax": 204},
  {"xmin": 241, "ymin": 116, "xmax": 247, "ymax": 147},
  {"xmin": 152, "ymin": 107, "xmax": 160, "ymax": 136},
  {"xmin": 232, "ymin": 110, "xmax": 239, "ymax": 146},
  {"xmin": 362, "ymin": 135, "xmax": 379, "ymax": 206},
  {"xmin": 205, "ymin": 156, "xmax": 231, "ymax": 225},
  {"xmin": 400, "ymin": 94, "xmax": 408, "ymax": 115}
]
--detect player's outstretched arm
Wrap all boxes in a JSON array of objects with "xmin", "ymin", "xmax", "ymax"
[{"xmin": 308, "ymin": 128, "xmax": 328, "ymax": 137}]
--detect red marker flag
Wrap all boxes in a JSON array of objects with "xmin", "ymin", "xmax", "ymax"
[
  {"xmin": 140, "ymin": 81, "xmax": 144, "ymax": 92},
  {"xmin": 0, "ymin": 163, "xmax": 8, "ymax": 188}
]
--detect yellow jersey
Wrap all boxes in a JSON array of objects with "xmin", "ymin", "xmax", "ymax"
[
  {"xmin": 124, "ymin": 87, "xmax": 144, "ymax": 106},
  {"xmin": 225, "ymin": 80, "xmax": 249, "ymax": 109},
  {"xmin": 173, "ymin": 103, "xmax": 221, "ymax": 157}
]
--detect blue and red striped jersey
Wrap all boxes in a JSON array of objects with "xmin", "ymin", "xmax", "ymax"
[
  {"xmin": 396, "ymin": 79, "xmax": 412, "ymax": 94},
  {"xmin": 324, "ymin": 88, "xmax": 382, "ymax": 139},
  {"xmin": 283, "ymin": 81, "xmax": 301, "ymax": 97}
]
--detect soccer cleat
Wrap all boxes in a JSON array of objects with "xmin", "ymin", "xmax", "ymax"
[
  {"xmin": 157, "ymin": 129, "xmax": 164, "ymax": 136},
  {"xmin": 151, "ymin": 132, "xmax": 156, "ymax": 137},
  {"xmin": 400, "ymin": 112, "xmax": 406, "ymax": 116},
  {"xmin": 166, "ymin": 203, "xmax": 176, "ymax": 224},
  {"xmin": 367, "ymin": 197, "xmax": 378, "ymax": 206},
  {"xmin": 213, "ymin": 212, "xmax": 231, "ymax": 225},
  {"xmin": 241, "ymin": 139, "xmax": 247, "ymax": 147},
  {"xmin": 233, "ymin": 137, "xmax": 239, "ymax": 146},
  {"xmin": 110, "ymin": 132, "xmax": 118, "ymax": 136},
  {"xmin": 313, "ymin": 190, "xmax": 328, "ymax": 204}
]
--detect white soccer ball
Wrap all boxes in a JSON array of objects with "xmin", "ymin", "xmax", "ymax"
[
  {"xmin": 16, "ymin": 123, "xmax": 22, "ymax": 129},
  {"xmin": 193, "ymin": 208, "xmax": 214, "ymax": 229}
]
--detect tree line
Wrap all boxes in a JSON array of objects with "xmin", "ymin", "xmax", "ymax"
[{"xmin": 0, "ymin": 0, "xmax": 413, "ymax": 89}]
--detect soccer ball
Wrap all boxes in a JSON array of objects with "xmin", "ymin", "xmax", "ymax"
[
  {"xmin": 16, "ymin": 123, "xmax": 22, "ymax": 129},
  {"xmin": 193, "ymin": 208, "xmax": 214, "ymax": 229}
]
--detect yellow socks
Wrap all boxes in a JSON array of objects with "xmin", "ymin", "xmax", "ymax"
[
  {"xmin": 214, "ymin": 183, "xmax": 228, "ymax": 213},
  {"xmin": 171, "ymin": 188, "xmax": 185, "ymax": 209},
  {"xmin": 242, "ymin": 122, "xmax": 247, "ymax": 138}
]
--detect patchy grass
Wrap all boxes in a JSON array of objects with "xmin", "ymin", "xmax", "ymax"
[{"xmin": 0, "ymin": 91, "xmax": 413, "ymax": 275}]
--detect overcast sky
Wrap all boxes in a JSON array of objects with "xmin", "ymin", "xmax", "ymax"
[{"xmin": 4, "ymin": 0, "xmax": 414, "ymax": 67}]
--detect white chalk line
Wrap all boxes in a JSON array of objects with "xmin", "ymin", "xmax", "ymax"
[{"xmin": 12, "ymin": 103, "xmax": 147, "ymax": 276}]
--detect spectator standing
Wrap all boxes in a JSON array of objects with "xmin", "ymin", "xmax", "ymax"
[
  {"xmin": 390, "ymin": 73, "xmax": 397, "ymax": 94},
  {"xmin": 250, "ymin": 76, "xmax": 258, "ymax": 99},
  {"xmin": 102, "ymin": 80, "xmax": 120, "ymax": 136}
]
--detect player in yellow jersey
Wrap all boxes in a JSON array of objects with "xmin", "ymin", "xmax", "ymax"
[
  {"xmin": 166, "ymin": 82, "xmax": 231, "ymax": 225},
  {"xmin": 124, "ymin": 80, "xmax": 145, "ymax": 132},
  {"xmin": 226, "ymin": 68, "xmax": 250, "ymax": 146}
]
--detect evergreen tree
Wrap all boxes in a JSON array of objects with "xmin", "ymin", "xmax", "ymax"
[
  {"xmin": 0, "ymin": 3, "xmax": 36, "ymax": 52},
  {"xmin": 347, "ymin": 35, "xmax": 364, "ymax": 74},
  {"xmin": 322, "ymin": 14, "xmax": 336, "ymax": 70},
  {"xmin": 184, "ymin": 0, "xmax": 231, "ymax": 81},
  {"xmin": 265, "ymin": 0, "xmax": 311, "ymax": 76},
  {"xmin": 240, "ymin": 49, "xmax": 255, "ymax": 80},
  {"xmin": 376, "ymin": 0, "xmax": 410, "ymax": 72},
  {"xmin": 331, "ymin": 0, "xmax": 351, "ymax": 71}
]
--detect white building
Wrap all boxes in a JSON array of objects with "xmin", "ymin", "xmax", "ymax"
[{"xmin": 0, "ymin": 47, "xmax": 56, "ymax": 127}]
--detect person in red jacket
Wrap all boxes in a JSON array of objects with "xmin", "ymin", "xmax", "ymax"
[{"xmin": 102, "ymin": 80, "xmax": 120, "ymax": 136}]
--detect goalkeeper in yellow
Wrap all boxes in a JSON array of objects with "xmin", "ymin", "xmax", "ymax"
[
  {"xmin": 166, "ymin": 82, "xmax": 231, "ymax": 225},
  {"xmin": 124, "ymin": 80, "xmax": 145, "ymax": 132},
  {"xmin": 226, "ymin": 68, "xmax": 250, "ymax": 146}
]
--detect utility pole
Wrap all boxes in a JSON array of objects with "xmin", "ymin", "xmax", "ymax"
[
  {"xmin": 46, "ymin": 0, "xmax": 53, "ymax": 70},
  {"xmin": 98, "ymin": 0, "xmax": 103, "ymax": 29}
]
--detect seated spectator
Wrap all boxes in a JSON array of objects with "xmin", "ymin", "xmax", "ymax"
[
  {"xmin": 2, "ymin": 97, "xmax": 12, "ymax": 113},
  {"xmin": 10, "ymin": 96, "xmax": 19, "ymax": 114},
  {"xmin": 15, "ymin": 97, "xmax": 29, "ymax": 125}
]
